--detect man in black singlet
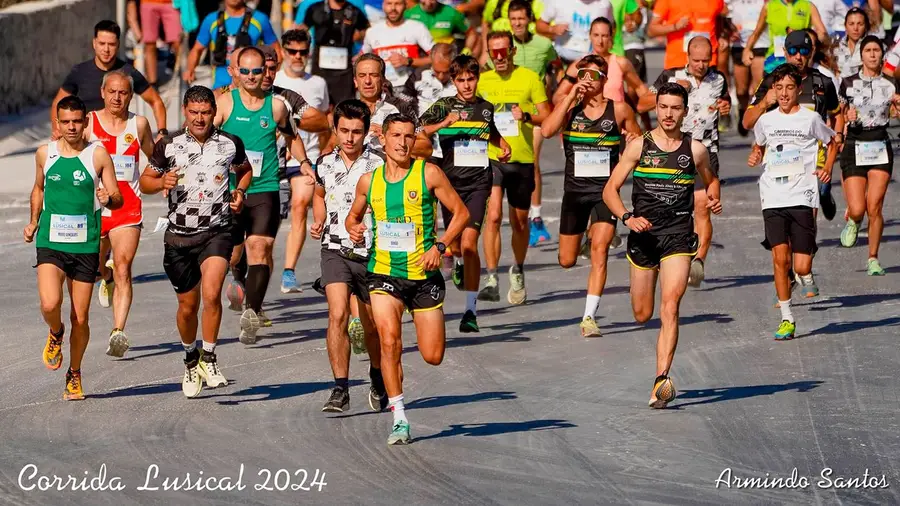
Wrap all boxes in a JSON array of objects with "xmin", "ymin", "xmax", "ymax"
[{"xmin": 603, "ymin": 82, "xmax": 723, "ymax": 410}]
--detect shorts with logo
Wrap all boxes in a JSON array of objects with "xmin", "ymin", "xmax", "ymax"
[
  {"xmin": 840, "ymin": 139, "xmax": 894, "ymax": 178},
  {"xmin": 441, "ymin": 172, "xmax": 492, "ymax": 232},
  {"xmin": 367, "ymin": 272, "xmax": 446, "ymax": 312},
  {"xmin": 491, "ymin": 161, "xmax": 535, "ymax": 210},
  {"xmin": 232, "ymin": 191, "xmax": 281, "ymax": 243},
  {"xmin": 163, "ymin": 228, "xmax": 233, "ymax": 294},
  {"xmin": 626, "ymin": 232, "xmax": 699, "ymax": 270},
  {"xmin": 560, "ymin": 191, "xmax": 617, "ymax": 235},
  {"xmin": 321, "ymin": 248, "xmax": 371, "ymax": 303},
  {"xmin": 761, "ymin": 206, "xmax": 817, "ymax": 255},
  {"xmin": 35, "ymin": 248, "xmax": 100, "ymax": 283}
]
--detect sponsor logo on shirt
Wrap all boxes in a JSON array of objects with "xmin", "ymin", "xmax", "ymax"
[
  {"xmin": 49, "ymin": 174, "xmax": 61, "ymax": 182},
  {"xmin": 677, "ymin": 154, "xmax": 691, "ymax": 168},
  {"xmin": 124, "ymin": 133, "xmax": 135, "ymax": 144},
  {"xmin": 72, "ymin": 170, "xmax": 86, "ymax": 185}
]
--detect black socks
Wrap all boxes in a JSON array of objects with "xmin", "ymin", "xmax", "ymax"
[{"xmin": 245, "ymin": 265, "xmax": 271, "ymax": 313}]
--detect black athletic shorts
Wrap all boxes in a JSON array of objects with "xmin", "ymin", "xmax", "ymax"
[
  {"xmin": 491, "ymin": 160, "xmax": 535, "ymax": 210},
  {"xmin": 441, "ymin": 177, "xmax": 492, "ymax": 232},
  {"xmin": 560, "ymin": 191, "xmax": 617, "ymax": 235},
  {"xmin": 163, "ymin": 228, "xmax": 233, "ymax": 294},
  {"xmin": 321, "ymin": 248, "xmax": 371, "ymax": 303},
  {"xmin": 232, "ymin": 191, "xmax": 281, "ymax": 242},
  {"xmin": 625, "ymin": 48, "xmax": 647, "ymax": 82},
  {"xmin": 762, "ymin": 206, "xmax": 817, "ymax": 255},
  {"xmin": 731, "ymin": 46, "xmax": 767, "ymax": 64},
  {"xmin": 368, "ymin": 272, "xmax": 445, "ymax": 312},
  {"xmin": 627, "ymin": 232, "xmax": 699, "ymax": 270},
  {"xmin": 840, "ymin": 139, "xmax": 893, "ymax": 178},
  {"xmin": 35, "ymin": 248, "xmax": 99, "ymax": 283}
]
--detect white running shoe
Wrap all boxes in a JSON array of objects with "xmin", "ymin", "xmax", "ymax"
[
  {"xmin": 198, "ymin": 352, "xmax": 228, "ymax": 388},
  {"xmin": 182, "ymin": 361, "xmax": 203, "ymax": 398},
  {"xmin": 507, "ymin": 266, "xmax": 527, "ymax": 305},
  {"xmin": 239, "ymin": 308, "xmax": 260, "ymax": 344},
  {"xmin": 106, "ymin": 329, "xmax": 129, "ymax": 358}
]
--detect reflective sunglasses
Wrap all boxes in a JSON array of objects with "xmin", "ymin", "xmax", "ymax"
[
  {"xmin": 786, "ymin": 46, "xmax": 811, "ymax": 56},
  {"xmin": 285, "ymin": 47, "xmax": 310, "ymax": 57},
  {"xmin": 239, "ymin": 67, "xmax": 265, "ymax": 75},
  {"xmin": 490, "ymin": 47, "xmax": 510, "ymax": 60},
  {"xmin": 577, "ymin": 68, "xmax": 606, "ymax": 81}
]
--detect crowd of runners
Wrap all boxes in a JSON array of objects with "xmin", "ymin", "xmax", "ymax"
[{"xmin": 25, "ymin": 0, "xmax": 900, "ymax": 445}]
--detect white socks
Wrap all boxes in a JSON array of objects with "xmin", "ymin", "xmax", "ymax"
[
  {"xmin": 584, "ymin": 294, "xmax": 601, "ymax": 320},
  {"xmin": 389, "ymin": 394, "xmax": 406, "ymax": 424},
  {"xmin": 183, "ymin": 341, "xmax": 197, "ymax": 353},
  {"xmin": 530, "ymin": 205, "xmax": 542, "ymax": 219},
  {"xmin": 202, "ymin": 340, "xmax": 216, "ymax": 354},
  {"xmin": 466, "ymin": 291, "xmax": 478, "ymax": 314},
  {"xmin": 779, "ymin": 300, "xmax": 794, "ymax": 323}
]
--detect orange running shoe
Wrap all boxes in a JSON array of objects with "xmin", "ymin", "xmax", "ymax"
[
  {"xmin": 64, "ymin": 369, "xmax": 84, "ymax": 401},
  {"xmin": 42, "ymin": 327, "xmax": 64, "ymax": 371}
]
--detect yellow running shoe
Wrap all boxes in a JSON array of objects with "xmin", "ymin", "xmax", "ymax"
[
  {"xmin": 258, "ymin": 311, "xmax": 273, "ymax": 328},
  {"xmin": 42, "ymin": 327, "xmax": 64, "ymax": 371},
  {"xmin": 649, "ymin": 375, "xmax": 676, "ymax": 409},
  {"xmin": 580, "ymin": 316, "xmax": 602, "ymax": 337},
  {"xmin": 64, "ymin": 369, "xmax": 84, "ymax": 401}
]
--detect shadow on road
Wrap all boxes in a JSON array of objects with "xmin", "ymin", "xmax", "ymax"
[
  {"xmin": 674, "ymin": 380, "xmax": 824, "ymax": 408},
  {"xmin": 808, "ymin": 316, "xmax": 900, "ymax": 336},
  {"xmin": 415, "ymin": 419, "xmax": 576, "ymax": 442},
  {"xmin": 809, "ymin": 292, "xmax": 900, "ymax": 310},
  {"xmin": 210, "ymin": 380, "xmax": 364, "ymax": 405},
  {"xmin": 133, "ymin": 272, "xmax": 169, "ymax": 284},
  {"xmin": 699, "ymin": 274, "xmax": 772, "ymax": 292},
  {"xmin": 601, "ymin": 313, "xmax": 735, "ymax": 336},
  {"xmin": 408, "ymin": 391, "xmax": 517, "ymax": 410}
]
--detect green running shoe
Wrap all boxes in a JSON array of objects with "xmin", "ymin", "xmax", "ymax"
[
  {"xmin": 477, "ymin": 274, "xmax": 500, "ymax": 302},
  {"xmin": 348, "ymin": 317, "xmax": 367, "ymax": 354},
  {"xmin": 451, "ymin": 260, "xmax": 464, "ymax": 290},
  {"xmin": 774, "ymin": 320, "xmax": 796, "ymax": 341},
  {"xmin": 459, "ymin": 310, "xmax": 479, "ymax": 333},
  {"xmin": 867, "ymin": 258, "xmax": 886, "ymax": 276},
  {"xmin": 840, "ymin": 219, "xmax": 859, "ymax": 248},
  {"xmin": 387, "ymin": 420, "xmax": 411, "ymax": 445}
]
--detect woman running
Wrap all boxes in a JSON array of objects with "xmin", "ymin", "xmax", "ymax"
[{"xmin": 835, "ymin": 8, "xmax": 870, "ymax": 78}]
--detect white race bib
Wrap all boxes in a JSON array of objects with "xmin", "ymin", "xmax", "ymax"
[
  {"xmin": 319, "ymin": 46, "xmax": 349, "ymax": 70},
  {"xmin": 855, "ymin": 141, "xmax": 889, "ymax": 166},
  {"xmin": 49, "ymin": 214, "xmax": 88, "ymax": 243},
  {"xmin": 112, "ymin": 154, "xmax": 136, "ymax": 182},
  {"xmin": 494, "ymin": 111, "xmax": 519, "ymax": 138},
  {"xmin": 767, "ymin": 149, "xmax": 804, "ymax": 179},
  {"xmin": 684, "ymin": 32, "xmax": 711, "ymax": 52},
  {"xmin": 774, "ymin": 36, "xmax": 786, "ymax": 58},
  {"xmin": 247, "ymin": 150, "xmax": 264, "ymax": 177},
  {"xmin": 574, "ymin": 150, "xmax": 611, "ymax": 178},
  {"xmin": 454, "ymin": 140, "xmax": 489, "ymax": 167},
  {"xmin": 377, "ymin": 221, "xmax": 416, "ymax": 252}
]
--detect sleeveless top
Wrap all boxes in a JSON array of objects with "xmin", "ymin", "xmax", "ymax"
[
  {"xmin": 367, "ymin": 160, "xmax": 438, "ymax": 281},
  {"xmin": 563, "ymin": 100, "xmax": 622, "ymax": 193},
  {"xmin": 89, "ymin": 112, "xmax": 142, "ymax": 219},
  {"xmin": 222, "ymin": 89, "xmax": 279, "ymax": 193},
  {"xmin": 632, "ymin": 132, "xmax": 696, "ymax": 236},
  {"xmin": 765, "ymin": 0, "xmax": 811, "ymax": 59},
  {"xmin": 603, "ymin": 55, "xmax": 625, "ymax": 103},
  {"xmin": 37, "ymin": 141, "xmax": 102, "ymax": 254}
]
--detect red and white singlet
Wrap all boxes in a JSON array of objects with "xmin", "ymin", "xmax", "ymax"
[{"xmin": 89, "ymin": 111, "xmax": 143, "ymax": 236}]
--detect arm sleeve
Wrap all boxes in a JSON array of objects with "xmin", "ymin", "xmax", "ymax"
[
  {"xmin": 810, "ymin": 116, "xmax": 836, "ymax": 144},
  {"xmin": 260, "ymin": 15, "xmax": 278, "ymax": 45},
  {"xmin": 539, "ymin": 2, "xmax": 556, "ymax": 22},
  {"xmin": 297, "ymin": 0, "xmax": 312, "ymax": 26},
  {"xmin": 361, "ymin": 30, "xmax": 373, "ymax": 53},
  {"xmin": 149, "ymin": 137, "xmax": 172, "ymax": 173},
  {"xmin": 718, "ymin": 73, "xmax": 730, "ymax": 101},
  {"xmin": 314, "ymin": 161, "xmax": 325, "ymax": 186},
  {"xmin": 130, "ymin": 67, "xmax": 151, "ymax": 95},
  {"xmin": 454, "ymin": 11, "xmax": 470, "ymax": 33},
  {"xmin": 196, "ymin": 13, "xmax": 215, "ymax": 47},
  {"xmin": 652, "ymin": 0, "xmax": 669, "ymax": 20},
  {"xmin": 838, "ymin": 77, "xmax": 849, "ymax": 105}
]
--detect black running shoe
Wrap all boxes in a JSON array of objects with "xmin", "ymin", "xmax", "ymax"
[
  {"xmin": 459, "ymin": 310, "xmax": 479, "ymax": 333},
  {"xmin": 322, "ymin": 387, "xmax": 349, "ymax": 412},
  {"xmin": 368, "ymin": 386, "xmax": 388, "ymax": 412},
  {"xmin": 820, "ymin": 187, "xmax": 836, "ymax": 221}
]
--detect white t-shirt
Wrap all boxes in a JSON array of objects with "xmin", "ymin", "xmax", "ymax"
[
  {"xmin": 753, "ymin": 107, "xmax": 834, "ymax": 210},
  {"xmin": 726, "ymin": 0, "xmax": 769, "ymax": 49},
  {"xmin": 361, "ymin": 20, "xmax": 435, "ymax": 88},
  {"xmin": 274, "ymin": 70, "xmax": 330, "ymax": 163},
  {"xmin": 540, "ymin": 0, "xmax": 613, "ymax": 62},
  {"xmin": 809, "ymin": 0, "xmax": 848, "ymax": 37}
]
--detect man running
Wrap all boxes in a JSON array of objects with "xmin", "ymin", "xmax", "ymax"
[
  {"xmin": 405, "ymin": 0, "xmax": 478, "ymax": 53},
  {"xmin": 26, "ymin": 96, "xmax": 122, "ymax": 400},
  {"xmin": 603, "ymin": 82, "xmax": 723, "ymax": 409},
  {"xmin": 403, "ymin": 43, "xmax": 459, "ymax": 118},
  {"xmin": 418, "ymin": 54, "xmax": 511, "ymax": 332},
  {"xmin": 542, "ymin": 55, "xmax": 641, "ymax": 337},
  {"xmin": 747, "ymin": 64, "xmax": 836, "ymax": 339},
  {"xmin": 476, "ymin": 31, "xmax": 551, "ymax": 305},
  {"xmin": 740, "ymin": 0, "xmax": 828, "ymax": 73},
  {"xmin": 361, "ymin": 0, "xmax": 436, "ymax": 96},
  {"xmin": 140, "ymin": 86, "xmax": 253, "ymax": 398},
  {"xmin": 86, "ymin": 71, "xmax": 155, "ymax": 358},
  {"xmin": 726, "ymin": 0, "xmax": 768, "ymax": 136},
  {"xmin": 345, "ymin": 113, "xmax": 470, "ymax": 445},
  {"xmin": 353, "ymin": 54, "xmax": 420, "ymax": 155},
  {"xmin": 310, "ymin": 100, "xmax": 388, "ymax": 413},
  {"xmin": 537, "ymin": 0, "xmax": 614, "ymax": 66},
  {"xmin": 647, "ymin": 0, "xmax": 725, "ymax": 71}
]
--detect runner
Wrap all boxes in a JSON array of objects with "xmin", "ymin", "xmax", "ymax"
[
  {"xmin": 418, "ymin": 54, "xmax": 511, "ymax": 331},
  {"xmin": 133, "ymin": 0, "xmax": 182, "ymax": 87},
  {"xmin": 837, "ymin": 35, "xmax": 899, "ymax": 275},
  {"xmin": 811, "ymin": 0, "xmax": 849, "ymax": 38},
  {"xmin": 482, "ymin": 0, "xmax": 544, "ymax": 37},
  {"xmin": 739, "ymin": 0, "xmax": 828, "ymax": 74},
  {"xmin": 26, "ymin": 96, "xmax": 122, "ymax": 401},
  {"xmin": 726, "ymin": 0, "xmax": 768, "ymax": 136},
  {"xmin": 405, "ymin": 0, "xmax": 478, "ymax": 53},
  {"xmin": 747, "ymin": 64, "xmax": 836, "ymax": 339},
  {"xmin": 310, "ymin": 100, "xmax": 387, "ymax": 413},
  {"xmin": 352, "ymin": 54, "xmax": 421, "ymax": 155},
  {"xmin": 835, "ymin": 8, "xmax": 870, "ymax": 77},
  {"xmin": 140, "ymin": 86, "xmax": 252, "ymax": 398},
  {"xmin": 476, "ymin": 31, "xmax": 551, "ymax": 305},
  {"xmin": 638, "ymin": 37, "xmax": 730, "ymax": 287},
  {"xmin": 541, "ymin": 55, "xmax": 641, "ymax": 337},
  {"xmin": 602, "ymin": 82, "xmax": 724, "ymax": 409},
  {"xmin": 647, "ymin": 0, "xmax": 725, "ymax": 71},
  {"xmin": 624, "ymin": 0, "xmax": 653, "ymax": 130},
  {"xmin": 361, "ymin": 0, "xmax": 436, "ymax": 93},
  {"xmin": 345, "ymin": 113, "xmax": 470, "ymax": 445},
  {"xmin": 537, "ymin": 0, "xmax": 614, "ymax": 66},
  {"xmin": 403, "ymin": 43, "xmax": 459, "ymax": 118},
  {"xmin": 85, "ymin": 71, "xmax": 155, "ymax": 358}
]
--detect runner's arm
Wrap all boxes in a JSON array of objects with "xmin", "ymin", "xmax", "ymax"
[
  {"xmin": 183, "ymin": 41, "xmax": 207, "ymax": 83},
  {"xmin": 639, "ymin": 70, "xmax": 672, "ymax": 113},
  {"xmin": 138, "ymin": 87, "xmax": 168, "ymax": 136},
  {"xmin": 808, "ymin": 4, "xmax": 829, "ymax": 46},
  {"xmin": 542, "ymin": 83, "xmax": 583, "ymax": 138},
  {"xmin": 615, "ymin": 102, "xmax": 643, "ymax": 137},
  {"xmin": 26, "ymin": 147, "xmax": 47, "ymax": 239},
  {"xmin": 298, "ymin": 107, "xmax": 331, "ymax": 133},
  {"xmin": 312, "ymin": 185, "xmax": 327, "ymax": 231},
  {"xmin": 692, "ymin": 140, "xmax": 722, "ymax": 214},
  {"xmin": 619, "ymin": 56, "xmax": 651, "ymax": 97},
  {"xmin": 456, "ymin": 0, "xmax": 485, "ymax": 16},
  {"xmin": 95, "ymin": 146, "xmax": 124, "ymax": 210},
  {"xmin": 345, "ymin": 172, "xmax": 373, "ymax": 243},
  {"xmin": 425, "ymin": 162, "xmax": 469, "ymax": 248},
  {"xmin": 213, "ymin": 93, "xmax": 232, "ymax": 127},
  {"xmin": 140, "ymin": 136, "xmax": 177, "ymax": 194},
  {"xmin": 412, "ymin": 135, "xmax": 434, "ymax": 159},
  {"xmin": 551, "ymin": 61, "xmax": 579, "ymax": 106},
  {"xmin": 602, "ymin": 137, "xmax": 643, "ymax": 220},
  {"xmin": 531, "ymin": 101, "xmax": 552, "ymax": 126},
  {"xmin": 742, "ymin": 78, "xmax": 773, "ymax": 131},
  {"xmin": 136, "ymin": 116, "xmax": 156, "ymax": 159}
]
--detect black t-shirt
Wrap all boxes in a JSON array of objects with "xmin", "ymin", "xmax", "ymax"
[
  {"xmin": 750, "ymin": 68, "xmax": 839, "ymax": 121},
  {"xmin": 304, "ymin": 1, "xmax": 369, "ymax": 74},
  {"xmin": 61, "ymin": 58, "xmax": 151, "ymax": 112}
]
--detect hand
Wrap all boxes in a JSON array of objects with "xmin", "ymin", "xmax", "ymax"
[
  {"xmin": 552, "ymin": 23, "xmax": 569, "ymax": 37},
  {"xmin": 96, "ymin": 187, "xmax": 110, "ymax": 207},
  {"xmin": 675, "ymin": 79, "xmax": 692, "ymax": 91},
  {"xmin": 815, "ymin": 168, "xmax": 832, "ymax": 184},
  {"xmin": 748, "ymin": 148, "xmax": 762, "ymax": 167},
  {"xmin": 511, "ymin": 104, "xmax": 524, "ymax": 121},
  {"xmin": 717, "ymin": 98, "xmax": 731, "ymax": 116},
  {"xmin": 133, "ymin": 29, "xmax": 143, "ymax": 43},
  {"xmin": 624, "ymin": 216, "xmax": 652, "ymax": 233},
  {"xmin": 387, "ymin": 53, "xmax": 408, "ymax": 68},
  {"xmin": 763, "ymin": 88, "xmax": 778, "ymax": 108},
  {"xmin": 741, "ymin": 48, "xmax": 753, "ymax": 67},
  {"xmin": 348, "ymin": 221, "xmax": 366, "ymax": 244},
  {"xmin": 846, "ymin": 106, "xmax": 858, "ymax": 123},
  {"xmin": 301, "ymin": 161, "xmax": 316, "ymax": 185},
  {"xmin": 570, "ymin": 80, "xmax": 592, "ymax": 103},
  {"xmin": 498, "ymin": 139, "xmax": 512, "ymax": 162},
  {"xmin": 444, "ymin": 111, "xmax": 460, "ymax": 126},
  {"xmin": 162, "ymin": 169, "xmax": 179, "ymax": 190},
  {"xmin": 418, "ymin": 245, "xmax": 442, "ymax": 271},
  {"xmin": 182, "ymin": 69, "xmax": 195, "ymax": 84},
  {"xmin": 674, "ymin": 17, "xmax": 690, "ymax": 31},
  {"xmin": 625, "ymin": 130, "xmax": 640, "ymax": 143},
  {"xmin": 370, "ymin": 123, "xmax": 383, "ymax": 139},
  {"xmin": 230, "ymin": 190, "xmax": 245, "ymax": 212},
  {"xmin": 23, "ymin": 222, "xmax": 37, "ymax": 243},
  {"xmin": 309, "ymin": 220, "xmax": 325, "ymax": 240},
  {"xmin": 706, "ymin": 193, "xmax": 723, "ymax": 215},
  {"xmin": 154, "ymin": 132, "xmax": 166, "ymax": 142}
]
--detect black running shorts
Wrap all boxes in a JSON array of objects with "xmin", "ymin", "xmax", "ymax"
[
  {"xmin": 840, "ymin": 139, "xmax": 893, "ymax": 178},
  {"xmin": 367, "ymin": 272, "xmax": 445, "ymax": 312},
  {"xmin": 163, "ymin": 228, "xmax": 233, "ymax": 293},
  {"xmin": 491, "ymin": 160, "xmax": 535, "ymax": 210},
  {"xmin": 731, "ymin": 46, "xmax": 767, "ymax": 65},
  {"xmin": 625, "ymin": 49, "xmax": 647, "ymax": 82},
  {"xmin": 762, "ymin": 206, "xmax": 817, "ymax": 255},
  {"xmin": 233, "ymin": 191, "xmax": 281, "ymax": 242},
  {"xmin": 321, "ymin": 249, "xmax": 371, "ymax": 303},
  {"xmin": 35, "ymin": 248, "xmax": 99, "ymax": 283},
  {"xmin": 559, "ymin": 191, "xmax": 617, "ymax": 236},
  {"xmin": 626, "ymin": 232, "xmax": 699, "ymax": 270},
  {"xmin": 441, "ymin": 180, "xmax": 491, "ymax": 232}
]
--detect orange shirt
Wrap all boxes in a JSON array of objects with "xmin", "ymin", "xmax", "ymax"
[{"xmin": 652, "ymin": 0, "xmax": 724, "ymax": 69}]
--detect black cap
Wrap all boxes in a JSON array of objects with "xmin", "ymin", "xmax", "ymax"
[{"xmin": 785, "ymin": 31, "xmax": 812, "ymax": 51}]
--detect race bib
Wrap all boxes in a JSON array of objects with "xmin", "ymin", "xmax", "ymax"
[
  {"xmin": 377, "ymin": 221, "xmax": 415, "ymax": 252},
  {"xmin": 855, "ymin": 141, "xmax": 888, "ymax": 166},
  {"xmin": 319, "ymin": 46, "xmax": 349, "ymax": 70},
  {"xmin": 247, "ymin": 150, "xmax": 264, "ymax": 178},
  {"xmin": 112, "ymin": 154, "xmax": 136, "ymax": 182},
  {"xmin": 684, "ymin": 32, "xmax": 710, "ymax": 52},
  {"xmin": 494, "ymin": 111, "xmax": 519, "ymax": 137},
  {"xmin": 563, "ymin": 34, "xmax": 590, "ymax": 55},
  {"xmin": 384, "ymin": 63, "xmax": 401, "ymax": 83},
  {"xmin": 774, "ymin": 36, "xmax": 786, "ymax": 58},
  {"xmin": 49, "ymin": 214, "xmax": 87, "ymax": 243},
  {"xmin": 574, "ymin": 150, "xmax": 611, "ymax": 178},
  {"xmin": 767, "ymin": 148, "xmax": 804, "ymax": 179},
  {"xmin": 454, "ymin": 140, "xmax": 489, "ymax": 167},
  {"xmin": 432, "ymin": 134, "xmax": 444, "ymax": 158}
]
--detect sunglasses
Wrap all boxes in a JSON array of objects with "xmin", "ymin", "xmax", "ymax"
[
  {"xmin": 490, "ymin": 47, "xmax": 510, "ymax": 60},
  {"xmin": 577, "ymin": 68, "xmax": 606, "ymax": 81},
  {"xmin": 786, "ymin": 47, "xmax": 811, "ymax": 56},
  {"xmin": 239, "ymin": 67, "xmax": 265, "ymax": 75},
  {"xmin": 285, "ymin": 47, "xmax": 310, "ymax": 57}
]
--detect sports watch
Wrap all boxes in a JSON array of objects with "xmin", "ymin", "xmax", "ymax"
[
  {"xmin": 436, "ymin": 242, "xmax": 447, "ymax": 254},
  {"xmin": 621, "ymin": 212, "xmax": 633, "ymax": 223}
]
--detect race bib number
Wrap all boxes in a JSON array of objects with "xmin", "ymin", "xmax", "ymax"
[
  {"xmin": 49, "ymin": 214, "xmax": 88, "ymax": 243},
  {"xmin": 767, "ymin": 148, "xmax": 804, "ymax": 180},
  {"xmin": 454, "ymin": 140, "xmax": 489, "ymax": 167},
  {"xmin": 494, "ymin": 111, "xmax": 519, "ymax": 137},
  {"xmin": 377, "ymin": 221, "xmax": 415, "ymax": 252},
  {"xmin": 247, "ymin": 150, "xmax": 264, "ymax": 177},
  {"xmin": 855, "ymin": 141, "xmax": 888, "ymax": 166},
  {"xmin": 563, "ymin": 34, "xmax": 590, "ymax": 55},
  {"xmin": 684, "ymin": 32, "xmax": 710, "ymax": 52},
  {"xmin": 112, "ymin": 154, "xmax": 136, "ymax": 182},
  {"xmin": 574, "ymin": 150, "xmax": 611, "ymax": 178},
  {"xmin": 774, "ymin": 36, "xmax": 786, "ymax": 58},
  {"xmin": 319, "ymin": 46, "xmax": 349, "ymax": 70}
]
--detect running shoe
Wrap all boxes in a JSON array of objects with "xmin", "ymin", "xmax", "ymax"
[
  {"xmin": 688, "ymin": 258, "xmax": 705, "ymax": 287},
  {"xmin": 451, "ymin": 260, "xmax": 464, "ymax": 290},
  {"xmin": 799, "ymin": 274, "xmax": 819, "ymax": 298},
  {"xmin": 610, "ymin": 233, "xmax": 623, "ymax": 249},
  {"xmin": 387, "ymin": 420, "xmax": 411, "ymax": 445},
  {"xmin": 239, "ymin": 308, "xmax": 261, "ymax": 344},
  {"xmin": 226, "ymin": 278, "xmax": 245, "ymax": 312},
  {"xmin": 649, "ymin": 375, "xmax": 676, "ymax": 409},
  {"xmin": 182, "ymin": 358, "xmax": 203, "ymax": 398},
  {"xmin": 258, "ymin": 311, "xmax": 272, "ymax": 328},
  {"xmin": 477, "ymin": 274, "xmax": 500, "ymax": 302},
  {"xmin": 840, "ymin": 219, "xmax": 859, "ymax": 248},
  {"xmin": 867, "ymin": 258, "xmax": 886, "ymax": 276},
  {"xmin": 718, "ymin": 113, "xmax": 733, "ymax": 133},
  {"xmin": 507, "ymin": 267, "xmax": 527, "ymax": 305},
  {"xmin": 459, "ymin": 310, "xmax": 479, "ymax": 333},
  {"xmin": 348, "ymin": 317, "xmax": 367, "ymax": 354},
  {"xmin": 43, "ymin": 327, "xmax": 64, "ymax": 371},
  {"xmin": 369, "ymin": 386, "xmax": 388, "ymax": 412},
  {"xmin": 280, "ymin": 270, "xmax": 302, "ymax": 293},
  {"xmin": 106, "ymin": 328, "xmax": 129, "ymax": 358},
  {"xmin": 198, "ymin": 351, "xmax": 228, "ymax": 388},
  {"xmin": 63, "ymin": 368, "xmax": 84, "ymax": 401},
  {"xmin": 580, "ymin": 316, "xmax": 602, "ymax": 337},
  {"xmin": 774, "ymin": 320, "xmax": 796, "ymax": 341},
  {"xmin": 529, "ymin": 217, "xmax": 551, "ymax": 247},
  {"xmin": 820, "ymin": 185, "xmax": 837, "ymax": 221},
  {"xmin": 322, "ymin": 387, "xmax": 349, "ymax": 413},
  {"xmin": 97, "ymin": 278, "xmax": 113, "ymax": 308}
]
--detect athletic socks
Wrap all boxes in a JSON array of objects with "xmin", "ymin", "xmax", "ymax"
[
  {"xmin": 486, "ymin": 268, "xmax": 497, "ymax": 276},
  {"xmin": 202, "ymin": 340, "xmax": 216, "ymax": 354},
  {"xmin": 779, "ymin": 300, "xmax": 794, "ymax": 323},
  {"xmin": 798, "ymin": 274, "xmax": 814, "ymax": 286},
  {"xmin": 584, "ymin": 294, "xmax": 601, "ymax": 320},
  {"xmin": 389, "ymin": 395, "xmax": 406, "ymax": 424},
  {"xmin": 245, "ymin": 265, "xmax": 271, "ymax": 313},
  {"xmin": 530, "ymin": 205, "xmax": 542, "ymax": 219},
  {"xmin": 334, "ymin": 377, "xmax": 349, "ymax": 391},
  {"xmin": 183, "ymin": 341, "xmax": 197, "ymax": 353},
  {"xmin": 466, "ymin": 291, "xmax": 478, "ymax": 314},
  {"xmin": 511, "ymin": 264, "xmax": 524, "ymax": 274}
]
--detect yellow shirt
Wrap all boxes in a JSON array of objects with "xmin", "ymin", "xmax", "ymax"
[{"xmin": 476, "ymin": 66, "xmax": 548, "ymax": 163}]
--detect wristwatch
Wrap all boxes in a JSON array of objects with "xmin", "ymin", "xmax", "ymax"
[
  {"xmin": 621, "ymin": 212, "xmax": 633, "ymax": 222},
  {"xmin": 158, "ymin": 128, "xmax": 168, "ymax": 136},
  {"xmin": 406, "ymin": 56, "xmax": 414, "ymax": 67},
  {"xmin": 435, "ymin": 242, "xmax": 447, "ymax": 254},
  {"xmin": 522, "ymin": 112, "xmax": 532, "ymax": 123},
  {"xmin": 235, "ymin": 187, "xmax": 247, "ymax": 199}
]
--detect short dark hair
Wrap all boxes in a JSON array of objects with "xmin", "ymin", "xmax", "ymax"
[
  {"xmin": 237, "ymin": 46, "xmax": 265, "ymax": 66},
  {"xmin": 859, "ymin": 34, "xmax": 884, "ymax": 55},
  {"xmin": 94, "ymin": 20, "xmax": 121, "ymax": 40},
  {"xmin": 450, "ymin": 54, "xmax": 480, "ymax": 79},
  {"xmin": 769, "ymin": 63, "xmax": 803, "ymax": 87},
  {"xmin": 355, "ymin": 53, "xmax": 386, "ymax": 77},
  {"xmin": 333, "ymin": 99, "xmax": 372, "ymax": 134},
  {"xmin": 656, "ymin": 82, "xmax": 689, "ymax": 107},
  {"xmin": 507, "ymin": 0, "xmax": 534, "ymax": 20},
  {"xmin": 57, "ymin": 95, "xmax": 87, "ymax": 116},
  {"xmin": 486, "ymin": 30, "xmax": 514, "ymax": 47},
  {"xmin": 591, "ymin": 16, "xmax": 613, "ymax": 31},
  {"xmin": 382, "ymin": 113, "xmax": 416, "ymax": 132},
  {"xmin": 282, "ymin": 28, "xmax": 311, "ymax": 47},
  {"xmin": 183, "ymin": 86, "xmax": 217, "ymax": 109},
  {"xmin": 578, "ymin": 54, "xmax": 608, "ymax": 75}
]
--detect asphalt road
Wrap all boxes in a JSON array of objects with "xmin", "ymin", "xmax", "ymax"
[{"xmin": 1, "ymin": 50, "xmax": 899, "ymax": 506}]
